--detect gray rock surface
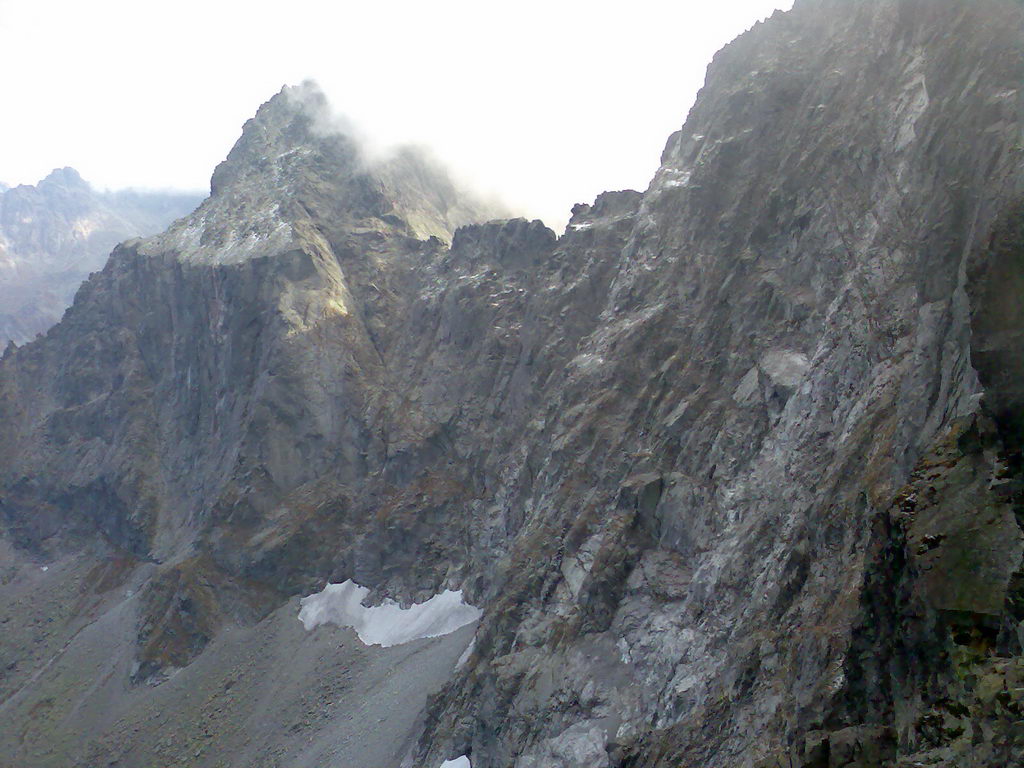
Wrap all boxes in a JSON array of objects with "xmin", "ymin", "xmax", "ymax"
[
  {"xmin": 0, "ymin": 167, "xmax": 202, "ymax": 345},
  {"xmin": 0, "ymin": 539, "xmax": 477, "ymax": 767},
  {"xmin": 0, "ymin": 1, "xmax": 1022, "ymax": 767}
]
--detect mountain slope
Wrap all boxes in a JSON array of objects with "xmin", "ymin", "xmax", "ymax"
[{"xmin": 0, "ymin": 1, "xmax": 1022, "ymax": 767}]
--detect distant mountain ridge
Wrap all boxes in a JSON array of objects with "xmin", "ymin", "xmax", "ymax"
[{"xmin": 0, "ymin": 168, "xmax": 202, "ymax": 344}]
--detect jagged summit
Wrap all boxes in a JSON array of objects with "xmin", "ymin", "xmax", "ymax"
[
  {"xmin": 208, "ymin": 81, "xmax": 351, "ymax": 198},
  {"xmin": 143, "ymin": 81, "xmax": 501, "ymax": 265},
  {"xmin": 36, "ymin": 167, "xmax": 89, "ymax": 191}
]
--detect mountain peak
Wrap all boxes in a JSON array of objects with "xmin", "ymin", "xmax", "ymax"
[
  {"xmin": 208, "ymin": 80, "xmax": 358, "ymax": 198},
  {"xmin": 150, "ymin": 83, "xmax": 502, "ymax": 264},
  {"xmin": 38, "ymin": 166, "xmax": 88, "ymax": 190}
]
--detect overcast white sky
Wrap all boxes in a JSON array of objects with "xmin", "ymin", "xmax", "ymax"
[{"xmin": 0, "ymin": 0, "xmax": 793, "ymax": 228}]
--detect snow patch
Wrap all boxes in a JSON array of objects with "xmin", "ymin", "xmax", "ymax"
[
  {"xmin": 298, "ymin": 579, "xmax": 482, "ymax": 648},
  {"xmin": 440, "ymin": 758, "xmax": 471, "ymax": 768}
]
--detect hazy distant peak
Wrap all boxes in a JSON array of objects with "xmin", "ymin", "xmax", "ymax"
[
  {"xmin": 38, "ymin": 166, "xmax": 88, "ymax": 190},
  {"xmin": 0, "ymin": 171, "xmax": 202, "ymax": 345}
]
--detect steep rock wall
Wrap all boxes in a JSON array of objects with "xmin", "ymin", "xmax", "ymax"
[{"xmin": 0, "ymin": 1, "xmax": 1021, "ymax": 767}]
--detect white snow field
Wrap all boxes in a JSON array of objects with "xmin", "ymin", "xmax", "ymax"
[
  {"xmin": 298, "ymin": 580, "xmax": 482, "ymax": 647},
  {"xmin": 440, "ymin": 758, "xmax": 471, "ymax": 768}
]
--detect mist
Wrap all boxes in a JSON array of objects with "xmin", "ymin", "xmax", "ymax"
[{"xmin": 0, "ymin": 0, "xmax": 794, "ymax": 231}]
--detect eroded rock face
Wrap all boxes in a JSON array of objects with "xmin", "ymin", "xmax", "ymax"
[
  {"xmin": 0, "ymin": 167, "xmax": 201, "ymax": 345},
  {"xmin": 0, "ymin": 1, "xmax": 1022, "ymax": 767}
]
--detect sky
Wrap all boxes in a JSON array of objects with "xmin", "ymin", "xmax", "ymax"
[{"xmin": 0, "ymin": 0, "xmax": 793, "ymax": 228}]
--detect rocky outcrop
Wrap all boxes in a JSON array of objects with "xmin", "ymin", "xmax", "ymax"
[
  {"xmin": 0, "ymin": 167, "xmax": 201, "ymax": 345},
  {"xmin": 0, "ymin": 1, "xmax": 1022, "ymax": 767}
]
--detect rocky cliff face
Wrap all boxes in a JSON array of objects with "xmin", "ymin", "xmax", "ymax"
[
  {"xmin": 0, "ymin": 1, "xmax": 1022, "ymax": 767},
  {"xmin": 0, "ymin": 168, "xmax": 202, "ymax": 345}
]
